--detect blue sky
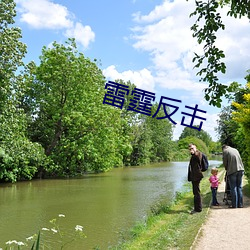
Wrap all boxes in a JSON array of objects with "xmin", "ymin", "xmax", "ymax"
[{"xmin": 14, "ymin": 0, "xmax": 250, "ymax": 141}]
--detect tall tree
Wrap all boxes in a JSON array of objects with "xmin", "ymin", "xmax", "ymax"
[
  {"xmin": 230, "ymin": 73, "xmax": 250, "ymax": 176},
  {"xmin": 179, "ymin": 126, "xmax": 212, "ymax": 147},
  {"xmin": 146, "ymin": 103, "xmax": 174, "ymax": 162},
  {"xmin": 216, "ymin": 73, "xmax": 250, "ymax": 150},
  {"xmin": 0, "ymin": 0, "xmax": 46, "ymax": 182},
  {"xmin": 216, "ymin": 106, "xmax": 239, "ymax": 147},
  {"xmin": 24, "ymin": 39, "xmax": 127, "ymax": 175},
  {"xmin": 190, "ymin": 0, "xmax": 250, "ymax": 107},
  {"xmin": 128, "ymin": 103, "xmax": 174, "ymax": 165},
  {"xmin": 0, "ymin": 0, "xmax": 26, "ymax": 108}
]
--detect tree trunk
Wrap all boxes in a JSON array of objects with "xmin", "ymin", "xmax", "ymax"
[{"xmin": 45, "ymin": 119, "xmax": 63, "ymax": 156}]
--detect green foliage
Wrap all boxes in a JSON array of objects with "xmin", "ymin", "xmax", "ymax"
[
  {"xmin": 31, "ymin": 231, "xmax": 40, "ymax": 250},
  {"xmin": 216, "ymin": 106, "xmax": 240, "ymax": 147},
  {"xmin": 0, "ymin": 108, "xmax": 50, "ymax": 182},
  {"xmin": 0, "ymin": 0, "xmax": 176, "ymax": 179},
  {"xmin": 178, "ymin": 136, "xmax": 209, "ymax": 155},
  {"xmin": 189, "ymin": 0, "xmax": 250, "ymax": 107},
  {"xmin": 105, "ymin": 80, "xmax": 175, "ymax": 166},
  {"xmin": 0, "ymin": 0, "xmax": 178, "ymax": 181},
  {"xmin": 171, "ymin": 148, "xmax": 190, "ymax": 161},
  {"xmin": 125, "ymin": 102, "xmax": 174, "ymax": 166},
  {"xmin": 0, "ymin": 0, "xmax": 48, "ymax": 182},
  {"xmin": 24, "ymin": 39, "xmax": 127, "ymax": 175},
  {"xmin": 0, "ymin": 0, "xmax": 27, "ymax": 108},
  {"xmin": 190, "ymin": 0, "xmax": 226, "ymax": 107},
  {"xmin": 216, "ymin": 72, "xmax": 250, "ymax": 177},
  {"xmin": 224, "ymin": 0, "xmax": 250, "ymax": 19},
  {"xmin": 128, "ymin": 119, "xmax": 153, "ymax": 166},
  {"xmin": 209, "ymin": 141, "xmax": 222, "ymax": 154},
  {"xmin": 230, "ymin": 75, "xmax": 250, "ymax": 176},
  {"xmin": 179, "ymin": 126, "xmax": 212, "ymax": 148},
  {"xmin": 146, "ymin": 103, "xmax": 174, "ymax": 162}
]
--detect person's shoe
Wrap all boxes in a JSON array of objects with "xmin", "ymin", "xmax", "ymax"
[
  {"xmin": 228, "ymin": 205, "xmax": 236, "ymax": 208},
  {"xmin": 238, "ymin": 205, "xmax": 243, "ymax": 208},
  {"xmin": 212, "ymin": 203, "xmax": 220, "ymax": 206},
  {"xmin": 190, "ymin": 209, "xmax": 201, "ymax": 214}
]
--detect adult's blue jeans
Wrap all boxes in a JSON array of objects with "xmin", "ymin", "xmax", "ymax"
[{"xmin": 228, "ymin": 170, "xmax": 244, "ymax": 208}]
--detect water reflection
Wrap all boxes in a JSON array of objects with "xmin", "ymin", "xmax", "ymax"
[{"xmin": 0, "ymin": 160, "xmax": 221, "ymax": 249}]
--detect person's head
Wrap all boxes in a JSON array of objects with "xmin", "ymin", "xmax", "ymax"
[
  {"xmin": 188, "ymin": 143, "xmax": 197, "ymax": 155},
  {"xmin": 211, "ymin": 167, "xmax": 218, "ymax": 176}
]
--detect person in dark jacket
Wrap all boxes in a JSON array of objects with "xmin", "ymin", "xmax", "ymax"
[
  {"xmin": 222, "ymin": 144, "xmax": 244, "ymax": 208},
  {"xmin": 188, "ymin": 143, "xmax": 204, "ymax": 214}
]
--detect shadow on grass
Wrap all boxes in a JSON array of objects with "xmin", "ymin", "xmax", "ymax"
[{"xmin": 149, "ymin": 190, "xmax": 212, "ymax": 216}]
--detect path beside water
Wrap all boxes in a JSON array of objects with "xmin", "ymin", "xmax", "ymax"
[{"xmin": 193, "ymin": 174, "xmax": 250, "ymax": 250}]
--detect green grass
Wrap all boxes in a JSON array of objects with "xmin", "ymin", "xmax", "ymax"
[
  {"xmin": 243, "ymin": 177, "xmax": 250, "ymax": 197},
  {"xmin": 111, "ymin": 171, "xmax": 225, "ymax": 250}
]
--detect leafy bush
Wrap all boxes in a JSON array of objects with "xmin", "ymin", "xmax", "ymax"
[
  {"xmin": 178, "ymin": 136, "xmax": 209, "ymax": 155},
  {"xmin": 0, "ymin": 139, "xmax": 49, "ymax": 182}
]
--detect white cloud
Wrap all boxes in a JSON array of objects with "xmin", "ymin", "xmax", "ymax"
[
  {"xmin": 16, "ymin": 0, "xmax": 95, "ymax": 48},
  {"xmin": 16, "ymin": 0, "xmax": 73, "ymax": 29},
  {"xmin": 132, "ymin": 1, "xmax": 175, "ymax": 23},
  {"xmin": 172, "ymin": 124, "xmax": 184, "ymax": 141},
  {"xmin": 154, "ymin": 70, "xmax": 206, "ymax": 92},
  {"xmin": 202, "ymin": 113, "xmax": 220, "ymax": 141},
  {"xmin": 115, "ymin": 0, "xmax": 249, "ymax": 142},
  {"xmin": 103, "ymin": 65, "xmax": 155, "ymax": 92},
  {"xmin": 130, "ymin": 0, "xmax": 199, "ymax": 91},
  {"xmin": 214, "ymin": 7, "xmax": 250, "ymax": 81},
  {"xmin": 65, "ymin": 22, "xmax": 95, "ymax": 48},
  {"xmin": 130, "ymin": 0, "xmax": 250, "ymax": 91}
]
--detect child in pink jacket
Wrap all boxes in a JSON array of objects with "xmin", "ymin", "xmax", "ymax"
[{"xmin": 209, "ymin": 168, "xmax": 220, "ymax": 206}]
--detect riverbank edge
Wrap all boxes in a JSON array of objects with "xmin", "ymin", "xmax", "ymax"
[{"xmin": 110, "ymin": 168, "xmax": 225, "ymax": 250}]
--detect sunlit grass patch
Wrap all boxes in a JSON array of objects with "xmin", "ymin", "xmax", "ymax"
[{"xmin": 111, "ymin": 175, "xmax": 214, "ymax": 250}]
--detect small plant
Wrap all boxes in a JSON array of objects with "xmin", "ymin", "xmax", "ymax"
[{"xmin": 1, "ymin": 214, "xmax": 86, "ymax": 249}]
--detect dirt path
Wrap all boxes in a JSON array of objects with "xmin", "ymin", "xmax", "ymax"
[{"xmin": 192, "ymin": 174, "xmax": 250, "ymax": 250}]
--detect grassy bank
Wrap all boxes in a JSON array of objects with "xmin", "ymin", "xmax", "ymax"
[{"xmin": 111, "ymin": 169, "xmax": 225, "ymax": 250}]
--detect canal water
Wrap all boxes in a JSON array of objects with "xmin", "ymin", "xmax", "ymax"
[{"xmin": 0, "ymin": 159, "xmax": 221, "ymax": 249}]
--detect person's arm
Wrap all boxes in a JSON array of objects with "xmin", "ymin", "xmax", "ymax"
[
  {"xmin": 223, "ymin": 152, "xmax": 228, "ymax": 171},
  {"xmin": 209, "ymin": 176, "xmax": 212, "ymax": 183}
]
